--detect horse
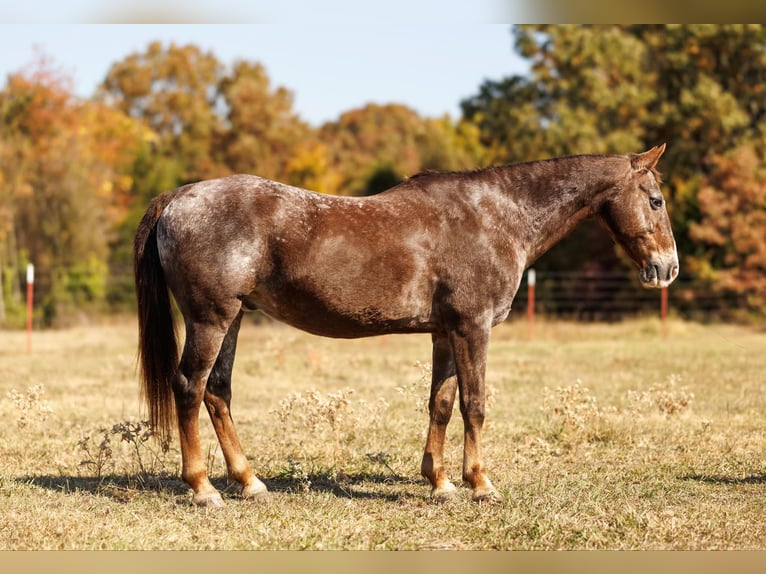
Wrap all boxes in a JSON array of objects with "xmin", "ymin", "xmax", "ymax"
[{"xmin": 134, "ymin": 144, "xmax": 679, "ymax": 507}]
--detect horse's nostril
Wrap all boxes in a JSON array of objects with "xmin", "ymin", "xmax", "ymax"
[{"xmin": 670, "ymin": 265, "xmax": 679, "ymax": 280}]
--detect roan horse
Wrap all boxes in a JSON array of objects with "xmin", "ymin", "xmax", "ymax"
[{"xmin": 134, "ymin": 144, "xmax": 679, "ymax": 507}]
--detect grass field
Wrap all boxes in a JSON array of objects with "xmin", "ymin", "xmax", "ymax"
[{"xmin": 1, "ymin": 316, "xmax": 766, "ymax": 550}]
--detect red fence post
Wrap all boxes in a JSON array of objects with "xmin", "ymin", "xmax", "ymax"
[
  {"xmin": 660, "ymin": 286, "xmax": 668, "ymax": 338},
  {"xmin": 527, "ymin": 268, "xmax": 536, "ymax": 340},
  {"xmin": 26, "ymin": 263, "xmax": 34, "ymax": 352}
]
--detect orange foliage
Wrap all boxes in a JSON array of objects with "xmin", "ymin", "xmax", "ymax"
[{"xmin": 689, "ymin": 146, "xmax": 766, "ymax": 312}]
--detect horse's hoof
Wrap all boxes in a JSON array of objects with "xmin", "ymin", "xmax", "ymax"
[
  {"xmin": 430, "ymin": 481, "xmax": 457, "ymax": 503},
  {"xmin": 241, "ymin": 480, "xmax": 269, "ymax": 500},
  {"xmin": 192, "ymin": 491, "xmax": 226, "ymax": 508},
  {"xmin": 471, "ymin": 487, "xmax": 502, "ymax": 504}
]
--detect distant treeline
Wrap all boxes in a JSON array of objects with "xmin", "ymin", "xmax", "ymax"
[{"xmin": 1, "ymin": 25, "xmax": 765, "ymax": 325}]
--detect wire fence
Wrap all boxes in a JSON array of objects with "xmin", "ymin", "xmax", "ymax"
[
  {"xmin": 108, "ymin": 267, "xmax": 751, "ymax": 323},
  {"xmin": 2, "ymin": 266, "xmax": 750, "ymax": 328},
  {"xmin": 514, "ymin": 269, "xmax": 740, "ymax": 322}
]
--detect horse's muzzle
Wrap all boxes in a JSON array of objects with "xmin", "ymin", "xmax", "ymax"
[{"xmin": 639, "ymin": 253, "xmax": 679, "ymax": 288}]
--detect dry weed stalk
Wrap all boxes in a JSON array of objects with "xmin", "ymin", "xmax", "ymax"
[
  {"xmin": 272, "ymin": 387, "xmax": 389, "ymax": 467},
  {"xmin": 627, "ymin": 374, "xmax": 694, "ymax": 416},
  {"xmin": 78, "ymin": 419, "xmax": 172, "ymax": 483},
  {"xmin": 543, "ymin": 380, "xmax": 612, "ymax": 431},
  {"xmin": 5, "ymin": 384, "xmax": 54, "ymax": 429}
]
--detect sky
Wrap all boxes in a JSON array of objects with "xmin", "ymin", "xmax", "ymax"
[
  {"xmin": 3, "ymin": 0, "xmax": 523, "ymax": 24},
  {"xmin": 0, "ymin": 23, "xmax": 527, "ymax": 127}
]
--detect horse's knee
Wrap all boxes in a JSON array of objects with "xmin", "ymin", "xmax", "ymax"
[
  {"xmin": 430, "ymin": 397, "xmax": 454, "ymax": 425},
  {"xmin": 460, "ymin": 397, "xmax": 485, "ymax": 425}
]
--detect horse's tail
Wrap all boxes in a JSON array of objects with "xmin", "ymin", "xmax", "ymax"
[{"xmin": 134, "ymin": 188, "xmax": 182, "ymax": 443}]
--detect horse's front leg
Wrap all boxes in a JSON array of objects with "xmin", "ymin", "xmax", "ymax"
[
  {"xmin": 421, "ymin": 333, "xmax": 459, "ymax": 501},
  {"xmin": 449, "ymin": 321, "xmax": 501, "ymax": 502}
]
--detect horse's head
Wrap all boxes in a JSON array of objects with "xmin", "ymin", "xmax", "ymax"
[{"xmin": 599, "ymin": 144, "xmax": 679, "ymax": 288}]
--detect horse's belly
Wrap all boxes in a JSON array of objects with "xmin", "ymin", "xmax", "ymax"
[{"xmin": 244, "ymin": 282, "xmax": 435, "ymax": 339}]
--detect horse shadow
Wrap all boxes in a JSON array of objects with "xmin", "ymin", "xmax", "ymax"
[
  {"xmin": 679, "ymin": 472, "xmax": 766, "ymax": 485},
  {"xmin": 15, "ymin": 471, "xmax": 426, "ymax": 504}
]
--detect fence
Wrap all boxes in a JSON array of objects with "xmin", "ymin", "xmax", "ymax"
[
  {"xmin": 5, "ymin": 265, "xmax": 750, "ymax": 331},
  {"xmin": 515, "ymin": 268, "xmax": 740, "ymax": 323}
]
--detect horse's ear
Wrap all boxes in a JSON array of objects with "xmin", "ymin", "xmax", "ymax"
[{"xmin": 631, "ymin": 143, "xmax": 666, "ymax": 172}]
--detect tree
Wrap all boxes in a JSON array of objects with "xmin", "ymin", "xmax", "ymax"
[
  {"xmin": 688, "ymin": 145, "xmax": 766, "ymax": 316},
  {"xmin": 99, "ymin": 41, "xmax": 226, "ymax": 183},
  {"xmin": 216, "ymin": 60, "xmax": 311, "ymax": 181},
  {"xmin": 283, "ymin": 140, "xmax": 341, "ymax": 194},
  {"xmin": 464, "ymin": 26, "xmax": 654, "ymax": 164},
  {"xmin": 462, "ymin": 25, "xmax": 766, "ymax": 318},
  {"xmin": 319, "ymin": 103, "xmax": 484, "ymax": 195},
  {"xmin": 1, "ymin": 58, "xmax": 146, "ymax": 324}
]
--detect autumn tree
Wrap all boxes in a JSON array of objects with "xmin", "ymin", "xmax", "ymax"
[
  {"xmin": 319, "ymin": 103, "xmax": 484, "ymax": 195},
  {"xmin": 465, "ymin": 25, "xmax": 766, "ymax": 168},
  {"xmin": 0, "ymin": 59, "xmax": 146, "ymax": 324},
  {"xmin": 99, "ymin": 41, "xmax": 225, "ymax": 184},
  {"xmin": 688, "ymin": 146, "xmax": 766, "ymax": 316},
  {"xmin": 216, "ymin": 60, "xmax": 312, "ymax": 182}
]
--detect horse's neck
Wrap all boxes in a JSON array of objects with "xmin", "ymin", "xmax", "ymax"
[{"xmin": 493, "ymin": 155, "xmax": 626, "ymax": 266}]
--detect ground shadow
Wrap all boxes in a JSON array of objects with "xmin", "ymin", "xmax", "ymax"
[
  {"xmin": 15, "ymin": 471, "xmax": 426, "ymax": 503},
  {"xmin": 263, "ymin": 471, "xmax": 424, "ymax": 501},
  {"xmin": 680, "ymin": 472, "xmax": 766, "ymax": 485},
  {"xmin": 15, "ymin": 474, "xmax": 191, "ymax": 503}
]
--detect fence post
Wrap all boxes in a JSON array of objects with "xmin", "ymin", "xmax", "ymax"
[
  {"xmin": 660, "ymin": 286, "xmax": 668, "ymax": 338},
  {"xmin": 26, "ymin": 263, "xmax": 34, "ymax": 352},
  {"xmin": 527, "ymin": 268, "xmax": 536, "ymax": 339}
]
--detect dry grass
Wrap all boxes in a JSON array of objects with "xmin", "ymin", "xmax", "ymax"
[{"xmin": 1, "ymin": 316, "xmax": 766, "ymax": 550}]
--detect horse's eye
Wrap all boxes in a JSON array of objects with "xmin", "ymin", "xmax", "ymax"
[{"xmin": 649, "ymin": 196, "xmax": 664, "ymax": 210}]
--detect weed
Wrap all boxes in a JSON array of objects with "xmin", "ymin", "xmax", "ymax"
[
  {"xmin": 541, "ymin": 379, "xmax": 616, "ymax": 442},
  {"xmin": 274, "ymin": 387, "xmax": 355, "ymax": 435},
  {"xmin": 77, "ymin": 431, "xmax": 113, "ymax": 483},
  {"xmin": 272, "ymin": 387, "xmax": 389, "ymax": 468},
  {"xmin": 5, "ymin": 384, "xmax": 53, "ymax": 429},
  {"xmin": 627, "ymin": 374, "xmax": 694, "ymax": 416},
  {"xmin": 395, "ymin": 360, "xmax": 431, "ymax": 413},
  {"xmin": 278, "ymin": 457, "xmax": 312, "ymax": 493},
  {"xmin": 78, "ymin": 420, "xmax": 172, "ymax": 484},
  {"xmin": 366, "ymin": 451, "xmax": 401, "ymax": 479}
]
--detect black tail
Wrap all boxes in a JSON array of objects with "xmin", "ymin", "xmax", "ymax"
[{"xmin": 134, "ymin": 189, "xmax": 182, "ymax": 442}]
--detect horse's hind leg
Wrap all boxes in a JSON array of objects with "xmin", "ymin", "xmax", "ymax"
[
  {"xmin": 420, "ymin": 333, "xmax": 459, "ymax": 501},
  {"xmin": 173, "ymin": 310, "xmax": 239, "ymax": 507},
  {"xmin": 203, "ymin": 310, "xmax": 268, "ymax": 500}
]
